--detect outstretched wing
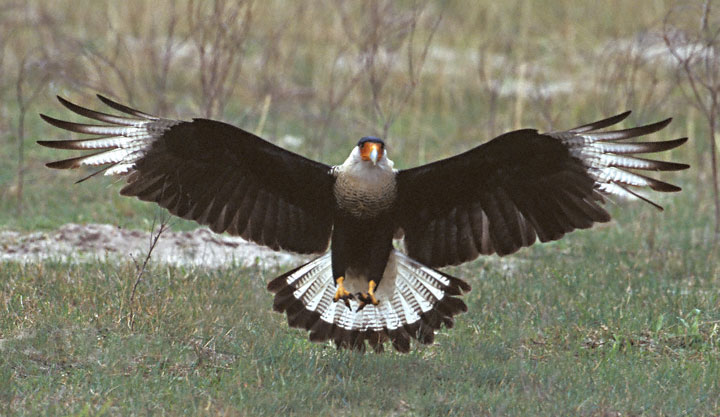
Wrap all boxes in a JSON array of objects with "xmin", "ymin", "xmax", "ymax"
[
  {"xmin": 39, "ymin": 95, "xmax": 335, "ymax": 254},
  {"xmin": 396, "ymin": 112, "xmax": 689, "ymax": 267}
]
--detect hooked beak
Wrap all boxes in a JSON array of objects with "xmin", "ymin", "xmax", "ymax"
[{"xmin": 361, "ymin": 142, "xmax": 383, "ymax": 165}]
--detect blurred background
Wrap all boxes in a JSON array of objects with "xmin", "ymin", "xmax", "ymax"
[
  {"xmin": 0, "ymin": 0, "xmax": 717, "ymax": 237},
  {"xmin": 2, "ymin": 3, "xmax": 719, "ymax": 414}
]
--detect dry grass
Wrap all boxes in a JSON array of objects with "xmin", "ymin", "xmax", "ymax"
[
  {"xmin": 1, "ymin": 0, "xmax": 707, "ymax": 228},
  {"xmin": 1, "ymin": 1, "xmax": 718, "ymax": 415}
]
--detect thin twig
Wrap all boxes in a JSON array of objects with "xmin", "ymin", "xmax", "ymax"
[
  {"xmin": 358, "ymin": 0, "xmax": 442, "ymax": 139},
  {"xmin": 663, "ymin": 3, "xmax": 720, "ymax": 238},
  {"xmin": 128, "ymin": 213, "xmax": 170, "ymax": 330},
  {"xmin": 189, "ymin": 0, "xmax": 253, "ymax": 118}
]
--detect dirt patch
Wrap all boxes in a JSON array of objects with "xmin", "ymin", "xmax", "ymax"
[{"xmin": 0, "ymin": 223, "xmax": 303, "ymax": 268}]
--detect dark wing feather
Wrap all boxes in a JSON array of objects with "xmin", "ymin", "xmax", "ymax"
[
  {"xmin": 396, "ymin": 112, "xmax": 688, "ymax": 267},
  {"xmin": 39, "ymin": 95, "xmax": 335, "ymax": 254}
]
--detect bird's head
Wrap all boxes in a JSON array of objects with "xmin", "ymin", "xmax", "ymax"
[
  {"xmin": 356, "ymin": 136, "xmax": 385, "ymax": 166},
  {"xmin": 339, "ymin": 136, "xmax": 394, "ymax": 176}
]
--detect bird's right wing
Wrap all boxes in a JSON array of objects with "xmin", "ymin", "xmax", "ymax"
[{"xmin": 39, "ymin": 95, "xmax": 335, "ymax": 254}]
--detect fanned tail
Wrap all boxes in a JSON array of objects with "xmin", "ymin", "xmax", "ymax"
[{"xmin": 267, "ymin": 250, "xmax": 470, "ymax": 353}]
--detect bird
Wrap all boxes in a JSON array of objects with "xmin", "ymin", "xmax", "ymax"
[{"xmin": 39, "ymin": 95, "xmax": 689, "ymax": 353}]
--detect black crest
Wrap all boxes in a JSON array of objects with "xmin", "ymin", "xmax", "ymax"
[{"xmin": 357, "ymin": 136, "xmax": 385, "ymax": 148}]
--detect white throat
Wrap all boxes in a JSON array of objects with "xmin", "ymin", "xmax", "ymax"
[{"xmin": 333, "ymin": 147, "xmax": 397, "ymax": 217}]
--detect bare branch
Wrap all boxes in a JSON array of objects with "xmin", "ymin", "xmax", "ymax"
[
  {"xmin": 128, "ymin": 212, "xmax": 171, "ymax": 331},
  {"xmin": 188, "ymin": 0, "xmax": 254, "ymax": 118},
  {"xmin": 345, "ymin": 0, "xmax": 441, "ymax": 139},
  {"xmin": 664, "ymin": 1, "xmax": 720, "ymax": 237}
]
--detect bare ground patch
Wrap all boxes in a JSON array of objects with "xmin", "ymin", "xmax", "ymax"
[{"xmin": 0, "ymin": 223, "xmax": 302, "ymax": 268}]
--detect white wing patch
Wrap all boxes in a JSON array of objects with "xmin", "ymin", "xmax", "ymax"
[
  {"xmin": 39, "ymin": 96, "xmax": 178, "ymax": 175},
  {"xmin": 557, "ymin": 123, "xmax": 687, "ymax": 211}
]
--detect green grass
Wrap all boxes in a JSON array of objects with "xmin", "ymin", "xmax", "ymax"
[
  {"xmin": 0, "ymin": 0, "xmax": 703, "ymax": 231},
  {"xmin": 2, "ymin": 0, "xmax": 719, "ymax": 415},
  {"xmin": 2, "ymin": 195, "xmax": 718, "ymax": 416}
]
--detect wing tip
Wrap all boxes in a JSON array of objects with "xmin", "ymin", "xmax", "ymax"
[
  {"xmin": 96, "ymin": 93, "xmax": 111, "ymax": 104},
  {"xmin": 673, "ymin": 162, "xmax": 691, "ymax": 171},
  {"xmin": 45, "ymin": 159, "xmax": 78, "ymax": 170},
  {"xmin": 567, "ymin": 110, "xmax": 633, "ymax": 134},
  {"xmin": 640, "ymin": 117, "xmax": 673, "ymax": 135},
  {"xmin": 95, "ymin": 94, "xmax": 156, "ymax": 119},
  {"xmin": 39, "ymin": 113, "xmax": 67, "ymax": 130},
  {"xmin": 658, "ymin": 183, "xmax": 683, "ymax": 193},
  {"xmin": 617, "ymin": 110, "xmax": 632, "ymax": 120},
  {"xmin": 56, "ymin": 95, "xmax": 72, "ymax": 107},
  {"xmin": 657, "ymin": 117, "xmax": 673, "ymax": 129},
  {"xmin": 37, "ymin": 140, "xmax": 64, "ymax": 150}
]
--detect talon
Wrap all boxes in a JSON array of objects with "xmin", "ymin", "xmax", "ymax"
[
  {"xmin": 333, "ymin": 277, "xmax": 353, "ymax": 308},
  {"xmin": 355, "ymin": 280, "xmax": 379, "ymax": 311},
  {"xmin": 333, "ymin": 277, "xmax": 351, "ymax": 301}
]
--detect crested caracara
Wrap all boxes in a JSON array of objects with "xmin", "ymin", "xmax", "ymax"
[{"xmin": 39, "ymin": 95, "xmax": 689, "ymax": 352}]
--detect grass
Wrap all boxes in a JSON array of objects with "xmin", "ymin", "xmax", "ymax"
[
  {"xmin": 2, "ymin": 196, "xmax": 719, "ymax": 416},
  {"xmin": 0, "ymin": 0, "xmax": 702, "ymax": 230},
  {"xmin": 2, "ymin": 0, "xmax": 719, "ymax": 415}
]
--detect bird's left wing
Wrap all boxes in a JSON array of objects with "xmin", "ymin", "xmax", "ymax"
[
  {"xmin": 396, "ymin": 112, "xmax": 688, "ymax": 267},
  {"xmin": 39, "ymin": 95, "xmax": 335, "ymax": 254}
]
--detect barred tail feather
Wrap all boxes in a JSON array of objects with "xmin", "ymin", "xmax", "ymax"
[{"xmin": 267, "ymin": 250, "xmax": 470, "ymax": 353}]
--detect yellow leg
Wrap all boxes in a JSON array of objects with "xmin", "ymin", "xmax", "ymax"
[
  {"xmin": 356, "ymin": 280, "xmax": 379, "ymax": 311},
  {"xmin": 366, "ymin": 280, "xmax": 379, "ymax": 305},
  {"xmin": 333, "ymin": 277, "xmax": 352, "ymax": 307}
]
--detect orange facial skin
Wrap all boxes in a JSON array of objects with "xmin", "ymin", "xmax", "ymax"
[{"xmin": 360, "ymin": 141, "xmax": 384, "ymax": 162}]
